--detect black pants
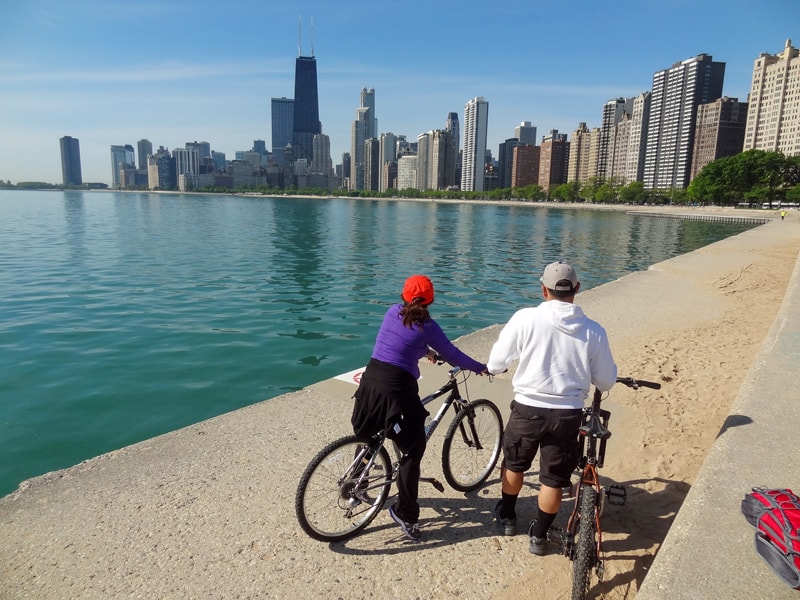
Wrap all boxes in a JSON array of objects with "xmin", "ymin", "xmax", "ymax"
[{"xmin": 351, "ymin": 359, "xmax": 428, "ymax": 524}]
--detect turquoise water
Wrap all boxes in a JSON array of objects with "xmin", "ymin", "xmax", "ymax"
[{"xmin": 0, "ymin": 190, "xmax": 753, "ymax": 496}]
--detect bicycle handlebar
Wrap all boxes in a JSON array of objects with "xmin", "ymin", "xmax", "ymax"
[{"xmin": 615, "ymin": 377, "xmax": 661, "ymax": 390}]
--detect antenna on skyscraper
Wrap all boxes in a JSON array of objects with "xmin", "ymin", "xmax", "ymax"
[
  {"xmin": 311, "ymin": 17, "xmax": 315, "ymax": 57},
  {"xmin": 298, "ymin": 15, "xmax": 302, "ymax": 56}
]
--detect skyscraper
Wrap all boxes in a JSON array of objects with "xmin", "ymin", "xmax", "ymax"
[
  {"xmin": 461, "ymin": 97, "xmax": 489, "ymax": 192},
  {"xmin": 743, "ymin": 39, "xmax": 800, "ymax": 157},
  {"xmin": 271, "ymin": 97, "xmax": 294, "ymax": 163},
  {"xmin": 110, "ymin": 144, "xmax": 135, "ymax": 188},
  {"xmin": 514, "ymin": 121, "xmax": 537, "ymax": 146},
  {"xmin": 60, "ymin": 136, "xmax": 82, "ymax": 186},
  {"xmin": 292, "ymin": 56, "xmax": 321, "ymax": 162},
  {"xmin": 137, "ymin": 139, "xmax": 153, "ymax": 171},
  {"xmin": 643, "ymin": 54, "xmax": 725, "ymax": 190}
]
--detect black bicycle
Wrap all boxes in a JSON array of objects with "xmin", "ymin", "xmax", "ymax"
[
  {"xmin": 562, "ymin": 376, "xmax": 662, "ymax": 600},
  {"xmin": 295, "ymin": 361, "xmax": 504, "ymax": 542}
]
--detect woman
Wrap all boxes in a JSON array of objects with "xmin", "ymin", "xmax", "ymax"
[{"xmin": 351, "ymin": 274, "xmax": 487, "ymax": 541}]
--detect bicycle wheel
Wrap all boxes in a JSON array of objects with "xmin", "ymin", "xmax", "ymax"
[
  {"xmin": 571, "ymin": 486, "xmax": 598, "ymax": 600},
  {"xmin": 295, "ymin": 435, "xmax": 393, "ymax": 542},
  {"xmin": 441, "ymin": 398, "xmax": 503, "ymax": 492}
]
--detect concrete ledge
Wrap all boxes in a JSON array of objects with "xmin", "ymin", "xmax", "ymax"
[{"xmin": 636, "ymin": 232, "xmax": 800, "ymax": 598}]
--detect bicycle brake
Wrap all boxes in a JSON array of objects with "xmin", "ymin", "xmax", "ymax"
[{"xmin": 605, "ymin": 484, "xmax": 627, "ymax": 506}]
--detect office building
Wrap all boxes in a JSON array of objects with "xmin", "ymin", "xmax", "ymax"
[
  {"xmin": 350, "ymin": 88, "xmax": 377, "ymax": 190},
  {"xmin": 743, "ymin": 39, "xmax": 800, "ymax": 157},
  {"xmin": 691, "ymin": 97, "xmax": 748, "ymax": 179},
  {"xmin": 292, "ymin": 56, "xmax": 321, "ymax": 162},
  {"xmin": 643, "ymin": 54, "xmax": 725, "ymax": 190},
  {"xmin": 461, "ymin": 96, "xmax": 489, "ymax": 192},
  {"xmin": 416, "ymin": 129, "xmax": 456, "ymax": 191},
  {"xmin": 147, "ymin": 146, "xmax": 176, "ymax": 191},
  {"xmin": 379, "ymin": 132, "xmax": 397, "ymax": 193},
  {"xmin": 364, "ymin": 138, "xmax": 380, "ymax": 192},
  {"xmin": 271, "ymin": 97, "xmax": 294, "ymax": 164},
  {"xmin": 59, "ymin": 136, "xmax": 82, "ymax": 186},
  {"xmin": 311, "ymin": 133, "xmax": 333, "ymax": 177},
  {"xmin": 515, "ymin": 121, "xmax": 537, "ymax": 146},
  {"xmin": 110, "ymin": 144, "xmax": 135, "ymax": 188},
  {"xmin": 137, "ymin": 139, "xmax": 152, "ymax": 171},
  {"xmin": 497, "ymin": 138, "xmax": 520, "ymax": 189}
]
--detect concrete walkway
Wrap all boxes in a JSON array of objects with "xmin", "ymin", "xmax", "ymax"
[{"xmin": 637, "ymin": 220, "xmax": 800, "ymax": 598}]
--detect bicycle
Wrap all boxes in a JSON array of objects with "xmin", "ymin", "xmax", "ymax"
[
  {"xmin": 556, "ymin": 376, "xmax": 662, "ymax": 600},
  {"xmin": 295, "ymin": 360, "xmax": 504, "ymax": 542}
]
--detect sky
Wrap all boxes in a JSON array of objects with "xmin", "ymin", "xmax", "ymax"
[{"xmin": 1, "ymin": 0, "xmax": 798, "ymax": 186}]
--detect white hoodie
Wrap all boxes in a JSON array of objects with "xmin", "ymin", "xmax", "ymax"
[{"xmin": 487, "ymin": 300, "xmax": 617, "ymax": 409}]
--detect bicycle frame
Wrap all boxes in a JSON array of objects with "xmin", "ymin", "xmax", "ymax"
[
  {"xmin": 348, "ymin": 366, "xmax": 476, "ymax": 498},
  {"xmin": 565, "ymin": 386, "xmax": 611, "ymax": 557}
]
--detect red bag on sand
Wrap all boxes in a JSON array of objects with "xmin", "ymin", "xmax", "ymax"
[
  {"xmin": 742, "ymin": 487, "xmax": 800, "ymax": 590},
  {"xmin": 741, "ymin": 487, "xmax": 799, "ymax": 526}
]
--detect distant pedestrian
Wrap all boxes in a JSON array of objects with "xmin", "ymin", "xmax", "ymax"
[{"xmin": 780, "ymin": 210, "xmax": 787, "ymax": 220}]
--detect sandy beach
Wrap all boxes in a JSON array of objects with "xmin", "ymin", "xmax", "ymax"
[{"xmin": 0, "ymin": 205, "xmax": 797, "ymax": 599}]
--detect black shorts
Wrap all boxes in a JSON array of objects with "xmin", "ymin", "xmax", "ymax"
[{"xmin": 502, "ymin": 401, "xmax": 583, "ymax": 488}]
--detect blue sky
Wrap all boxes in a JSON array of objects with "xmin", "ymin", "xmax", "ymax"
[{"xmin": 1, "ymin": 0, "xmax": 798, "ymax": 185}]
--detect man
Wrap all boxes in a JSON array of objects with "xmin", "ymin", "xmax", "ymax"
[{"xmin": 487, "ymin": 261, "xmax": 617, "ymax": 555}]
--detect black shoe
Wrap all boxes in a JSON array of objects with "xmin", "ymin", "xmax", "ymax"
[
  {"xmin": 529, "ymin": 535, "xmax": 548, "ymax": 556},
  {"xmin": 493, "ymin": 500, "xmax": 516, "ymax": 536},
  {"xmin": 388, "ymin": 504, "xmax": 422, "ymax": 541}
]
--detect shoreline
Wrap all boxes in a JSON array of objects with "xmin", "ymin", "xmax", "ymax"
[{"xmin": 0, "ymin": 209, "xmax": 797, "ymax": 599}]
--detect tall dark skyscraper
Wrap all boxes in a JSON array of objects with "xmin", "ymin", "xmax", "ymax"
[
  {"xmin": 59, "ymin": 136, "xmax": 82, "ymax": 185},
  {"xmin": 292, "ymin": 55, "xmax": 321, "ymax": 162}
]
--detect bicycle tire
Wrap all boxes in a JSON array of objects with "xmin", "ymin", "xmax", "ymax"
[
  {"xmin": 295, "ymin": 435, "xmax": 393, "ymax": 542},
  {"xmin": 571, "ymin": 486, "xmax": 598, "ymax": 600},
  {"xmin": 441, "ymin": 398, "xmax": 503, "ymax": 492}
]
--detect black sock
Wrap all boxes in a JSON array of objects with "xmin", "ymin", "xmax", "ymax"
[
  {"xmin": 530, "ymin": 508, "xmax": 557, "ymax": 538},
  {"xmin": 500, "ymin": 492, "xmax": 518, "ymax": 519}
]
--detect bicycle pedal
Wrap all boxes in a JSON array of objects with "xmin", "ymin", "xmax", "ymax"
[
  {"xmin": 605, "ymin": 484, "xmax": 626, "ymax": 506},
  {"xmin": 420, "ymin": 476, "xmax": 445, "ymax": 493}
]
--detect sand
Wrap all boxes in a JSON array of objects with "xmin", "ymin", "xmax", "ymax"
[{"xmin": 0, "ymin": 206, "xmax": 797, "ymax": 599}]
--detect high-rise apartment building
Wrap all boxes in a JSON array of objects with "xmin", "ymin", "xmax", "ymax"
[
  {"xmin": 538, "ymin": 130, "xmax": 569, "ymax": 195},
  {"xmin": 511, "ymin": 144, "xmax": 539, "ymax": 188},
  {"xmin": 643, "ymin": 54, "xmax": 725, "ymax": 190},
  {"xmin": 624, "ymin": 92, "xmax": 651, "ymax": 184},
  {"xmin": 461, "ymin": 97, "xmax": 489, "ymax": 192},
  {"xmin": 691, "ymin": 97, "xmax": 748, "ymax": 179},
  {"xmin": 567, "ymin": 123, "xmax": 593, "ymax": 184},
  {"xmin": 60, "ymin": 136, "xmax": 82, "ymax": 186},
  {"xmin": 147, "ymin": 146, "xmax": 176, "ymax": 190},
  {"xmin": 416, "ymin": 130, "xmax": 456, "ymax": 191},
  {"xmin": 397, "ymin": 155, "xmax": 418, "ymax": 190},
  {"xmin": 292, "ymin": 56, "xmax": 321, "ymax": 162},
  {"xmin": 137, "ymin": 139, "xmax": 152, "ymax": 171},
  {"xmin": 743, "ymin": 39, "xmax": 800, "ymax": 157},
  {"xmin": 596, "ymin": 98, "xmax": 632, "ymax": 181}
]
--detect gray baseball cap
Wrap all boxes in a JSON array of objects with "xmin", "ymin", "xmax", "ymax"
[{"xmin": 540, "ymin": 261, "xmax": 578, "ymax": 291}]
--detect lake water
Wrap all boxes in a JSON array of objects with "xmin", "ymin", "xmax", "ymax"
[{"xmin": 0, "ymin": 190, "xmax": 753, "ymax": 496}]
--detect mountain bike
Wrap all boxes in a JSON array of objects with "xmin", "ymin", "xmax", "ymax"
[
  {"xmin": 295, "ymin": 360, "xmax": 503, "ymax": 542},
  {"xmin": 560, "ymin": 376, "xmax": 662, "ymax": 600}
]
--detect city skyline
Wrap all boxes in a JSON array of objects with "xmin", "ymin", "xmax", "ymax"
[{"xmin": 1, "ymin": 1, "xmax": 797, "ymax": 185}]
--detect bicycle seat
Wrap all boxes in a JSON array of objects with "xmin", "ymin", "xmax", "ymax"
[{"xmin": 579, "ymin": 413, "xmax": 611, "ymax": 440}]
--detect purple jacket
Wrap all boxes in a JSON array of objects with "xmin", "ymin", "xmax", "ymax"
[{"xmin": 371, "ymin": 304, "xmax": 486, "ymax": 379}]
